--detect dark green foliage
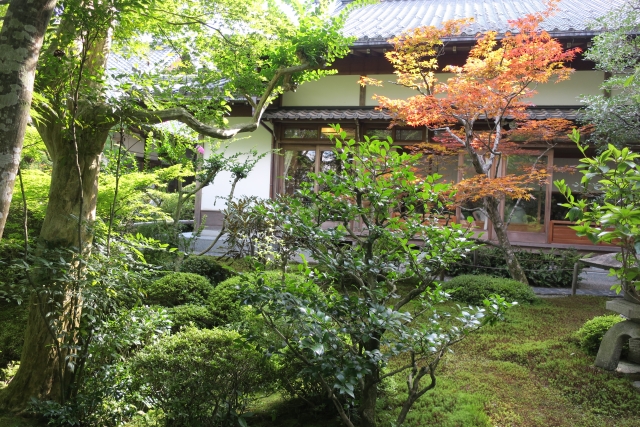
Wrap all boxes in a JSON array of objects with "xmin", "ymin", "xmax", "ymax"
[
  {"xmin": 168, "ymin": 304, "xmax": 217, "ymax": 331},
  {"xmin": 442, "ymin": 275, "xmax": 537, "ymax": 305},
  {"xmin": 180, "ymin": 255, "xmax": 234, "ymax": 286},
  {"xmin": 27, "ymin": 306, "xmax": 172, "ymax": 427},
  {"xmin": 131, "ymin": 327, "xmax": 274, "ymax": 427},
  {"xmin": 0, "ymin": 301, "xmax": 27, "ymax": 368},
  {"xmin": 446, "ymin": 247, "xmax": 584, "ymax": 288},
  {"xmin": 0, "ymin": 241, "xmax": 25, "ymax": 293},
  {"xmin": 208, "ymin": 271, "xmax": 310, "ymax": 326},
  {"xmin": 145, "ymin": 272, "xmax": 213, "ymax": 307},
  {"xmin": 575, "ymin": 314, "xmax": 625, "ymax": 355}
]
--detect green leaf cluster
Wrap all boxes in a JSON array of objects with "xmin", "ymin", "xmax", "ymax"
[{"xmin": 555, "ymin": 141, "xmax": 640, "ymax": 296}]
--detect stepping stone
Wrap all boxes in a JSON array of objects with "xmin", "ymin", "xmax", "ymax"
[{"xmin": 616, "ymin": 361, "xmax": 640, "ymax": 375}]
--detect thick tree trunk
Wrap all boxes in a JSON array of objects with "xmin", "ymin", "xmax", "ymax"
[
  {"xmin": 484, "ymin": 197, "xmax": 529, "ymax": 285},
  {"xmin": 0, "ymin": 127, "xmax": 108, "ymax": 410},
  {"xmin": 0, "ymin": 0, "xmax": 57, "ymax": 239}
]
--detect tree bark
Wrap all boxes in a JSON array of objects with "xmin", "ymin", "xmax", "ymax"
[
  {"xmin": 0, "ymin": 0, "xmax": 57, "ymax": 239},
  {"xmin": 484, "ymin": 196, "xmax": 529, "ymax": 285},
  {"xmin": 0, "ymin": 124, "xmax": 109, "ymax": 410},
  {"xmin": 358, "ymin": 337, "xmax": 381, "ymax": 427}
]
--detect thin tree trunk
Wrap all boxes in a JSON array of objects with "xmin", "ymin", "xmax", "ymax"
[
  {"xmin": 0, "ymin": 0, "xmax": 57, "ymax": 239},
  {"xmin": 358, "ymin": 337, "xmax": 381, "ymax": 427},
  {"xmin": 484, "ymin": 197, "xmax": 529, "ymax": 285}
]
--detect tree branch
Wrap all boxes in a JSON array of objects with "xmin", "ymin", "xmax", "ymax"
[{"xmin": 127, "ymin": 62, "xmax": 315, "ymax": 139}]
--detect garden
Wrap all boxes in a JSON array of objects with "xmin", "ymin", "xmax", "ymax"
[
  {"xmin": 2, "ymin": 128, "xmax": 640, "ymax": 427},
  {"xmin": 2, "ymin": 0, "xmax": 640, "ymax": 425}
]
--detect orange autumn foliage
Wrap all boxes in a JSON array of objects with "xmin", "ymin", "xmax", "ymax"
[{"xmin": 366, "ymin": 1, "xmax": 580, "ymax": 206}]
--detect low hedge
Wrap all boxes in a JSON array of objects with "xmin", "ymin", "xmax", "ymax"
[
  {"xmin": 446, "ymin": 246, "xmax": 584, "ymax": 288},
  {"xmin": 442, "ymin": 274, "xmax": 537, "ymax": 306}
]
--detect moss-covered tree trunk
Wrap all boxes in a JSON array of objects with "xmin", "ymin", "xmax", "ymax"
[
  {"xmin": 0, "ymin": 121, "xmax": 111, "ymax": 410},
  {"xmin": 0, "ymin": 0, "xmax": 57, "ymax": 239}
]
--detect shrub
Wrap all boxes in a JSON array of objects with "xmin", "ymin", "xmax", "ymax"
[
  {"xmin": 0, "ymin": 301, "xmax": 27, "ymax": 368},
  {"xmin": 442, "ymin": 275, "xmax": 537, "ymax": 305},
  {"xmin": 29, "ymin": 306, "xmax": 172, "ymax": 427},
  {"xmin": 446, "ymin": 246, "xmax": 584, "ymax": 288},
  {"xmin": 131, "ymin": 327, "xmax": 274, "ymax": 427},
  {"xmin": 180, "ymin": 255, "xmax": 234, "ymax": 286},
  {"xmin": 168, "ymin": 304, "xmax": 218, "ymax": 331},
  {"xmin": 208, "ymin": 271, "xmax": 311, "ymax": 326},
  {"xmin": 575, "ymin": 314, "xmax": 625, "ymax": 355},
  {"xmin": 146, "ymin": 272, "xmax": 213, "ymax": 307}
]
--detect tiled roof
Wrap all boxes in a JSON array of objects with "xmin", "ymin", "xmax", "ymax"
[
  {"xmin": 264, "ymin": 108, "xmax": 392, "ymax": 120},
  {"xmin": 107, "ymin": 48, "xmax": 177, "ymax": 76},
  {"xmin": 263, "ymin": 107, "xmax": 583, "ymax": 121},
  {"xmin": 339, "ymin": 0, "xmax": 627, "ymax": 45}
]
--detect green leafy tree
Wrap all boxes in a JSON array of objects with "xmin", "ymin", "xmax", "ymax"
[
  {"xmin": 244, "ymin": 129, "xmax": 512, "ymax": 427},
  {"xmin": 556, "ymin": 133, "xmax": 640, "ymax": 303},
  {"xmin": 0, "ymin": 0, "xmax": 362, "ymax": 411},
  {"xmin": 581, "ymin": 0, "xmax": 640, "ymax": 147}
]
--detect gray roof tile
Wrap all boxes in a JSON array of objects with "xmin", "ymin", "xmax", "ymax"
[
  {"xmin": 341, "ymin": 0, "xmax": 627, "ymax": 45},
  {"xmin": 263, "ymin": 107, "xmax": 582, "ymax": 121}
]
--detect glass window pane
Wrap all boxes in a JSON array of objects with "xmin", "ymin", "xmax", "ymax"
[
  {"xmin": 459, "ymin": 156, "xmax": 488, "ymax": 228},
  {"xmin": 365, "ymin": 129, "xmax": 392, "ymax": 140},
  {"xmin": 550, "ymin": 157, "xmax": 600, "ymax": 221},
  {"xmin": 412, "ymin": 154, "xmax": 458, "ymax": 183},
  {"xmin": 284, "ymin": 127, "xmax": 318, "ymax": 139},
  {"xmin": 320, "ymin": 126, "xmax": 356, "ymax": 140},
  {"xmin": 396, "ymin": 129, "xmax": 423, "ymax": 141},
  {"xmin": 282, "ymin": 149, "xmax": 316, "ymax": 194},
  {"xmin": 318, "ymin": 150, "xmax": 343, "ymax": 192},
  {"xmin": 506, "ymin": 155, "xmax": 547, "ymax": 232}
]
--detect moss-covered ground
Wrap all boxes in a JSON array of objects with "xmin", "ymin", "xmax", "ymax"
[{"xmin": 251, "ymin": 296, "xmax": 640, "ymax": 427}]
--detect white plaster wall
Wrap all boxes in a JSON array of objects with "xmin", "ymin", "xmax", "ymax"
[
  {"xmin": 282, "ymin": 75, "xmax": 360, "ymax": 107},
  {"xmin": 199, "ymin": 118, "xmax": 272, "ymax": 211},
  {"xmin": 364, "ymin": 74, "xmax": 456, "ymax": 105},
  {"xmin": 529, "ymin": 71, "xmax": 604, "ymax": 106},
  {"xmin": 281, "ymin": 71, "xmax": 601, "ymax": 108}
]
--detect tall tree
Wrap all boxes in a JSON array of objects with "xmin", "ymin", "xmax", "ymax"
[
  {"xmin": 0, "ymin": 0, "xmax": 57, "ymax": 240},
  {"xmin": 581, "ymin": 0, "xmax": 640, "ymax": 147},
  {"xmin": 0, "ymin": 0, "xmax": 360, "ymax": 410},
  {"xmin": 363, "ymin": 4, "xmax": 578, "ymax": 283}
]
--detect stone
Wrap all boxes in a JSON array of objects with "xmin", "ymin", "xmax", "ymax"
[
  {"xmin": 605, "ymin": 299, "xmax": 640, "ymax": 321},
  {"xmin": 595, "ymin": 321, "xmax": 640, "ymax": 371},
  {"xmin": 632, "ymin": 381, "xmax": 640, "ymax": 389},
  {"xmin": 616, "ymin": 361, "xmax": 640, "ymax": 375}
]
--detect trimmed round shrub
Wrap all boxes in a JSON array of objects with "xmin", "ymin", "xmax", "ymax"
[
  {"xmin": 442, "ymin": 274, "xmax": 537, "ymax": 305},
  {"xmin": 208, "ymin": 271, "xmax": 312, "ymax": 325},
  {"xmin": 146, "ymin": 272, "xmax": 213, "ymax": 307},
  {"xmin": 168, "ymin": 304, "xmax": 218, "ymax": 331},
  {"xmin": 576, "ymin": 314, "xmax": 625, "ymax": 355},
  {"xmin": 180, "ymin": 255, "xmax": 234, "ymax": 286},
  {"xmin": 130, "ymin": 327, "xmax": 274, "ymax": 426}
]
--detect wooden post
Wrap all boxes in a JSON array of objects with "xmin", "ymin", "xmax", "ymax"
[{"xmin": 571, "ymin": 262, "xmax": 580, "ymax": 296}]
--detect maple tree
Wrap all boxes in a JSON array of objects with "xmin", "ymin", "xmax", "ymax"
[{"xmin": 362, "ymin": 2, "xmax": 579, "ymax": 283}]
